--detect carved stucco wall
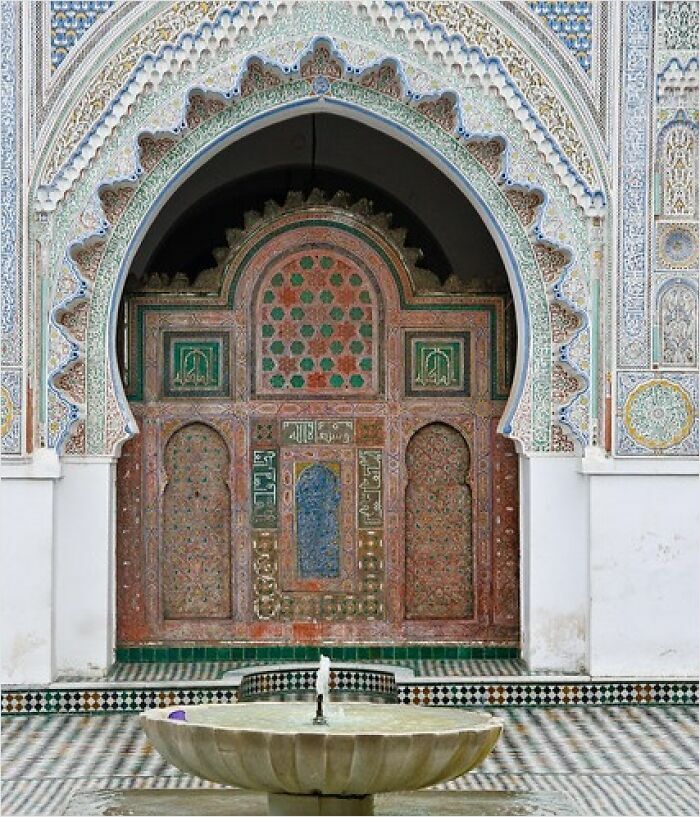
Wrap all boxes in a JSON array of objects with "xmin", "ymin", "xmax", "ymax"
[
  {"xmin": 33, "ymin": 2, "xmax": 605, "ymax": 460},
  {"xmin": 2, "ymin": 1, "xmax": 697, "ymax": 460}
]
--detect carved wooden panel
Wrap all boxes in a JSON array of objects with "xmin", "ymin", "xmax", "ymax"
[
  {"xmin": 405, "ymin": 423, "xmax": 473, "ymax": 620},
  {"xmin": 116, "ymin": 200, "xmax": 519, "ymax": 645},
  {"xmin": 161, "ymin": 423, "xmax": 232, "ymax": 619}
]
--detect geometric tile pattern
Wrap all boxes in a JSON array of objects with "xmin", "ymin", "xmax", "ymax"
[
  {"xmin": 237, "ymin": 666, "xmax": 398, "ymax": 703},
  {"xmin": 256, "ymin": 251, "xmax": 378, "ymax": 395},
  {"xmin": 528, "ymin": 1, "xmax": 593, "ymax": 74},
  {"xmin": 47, "ymin": 34, "xmax": 586, "ymax": 455},
  {"xmin": 3, "ymin": 673, "xmax": 698, "ymax": 715},
  {"xmin": 163, "ymin": 332, "xmax": 229, "ymax": 398},
  {"xmin": 2, "ymin": 707, "xmax": 697, "ymax": 815},
  {"xmin": 50, "ymin": 1, "xmax": 114, "ymax": 72},
  {"xmin": 1, "ymin": 369, "xmax": 22, "ymax": 455},
  {"xmin": 1, "ymin": 1, "xmax": 22, "ymax": 455},
  {"xmin": 616, "ymin": 371, "xmax": 699, "ymax": 456},
  {"xmin": 118, "ymin": 205, "xmax": 519, "ymax": 643},
  {"xmin": 405, "ymin": 332, "xmax": 470, "ymax": 396},
  {"xmin": 618, "ymin": 1, "xmax": 654, "ymax": 368}
]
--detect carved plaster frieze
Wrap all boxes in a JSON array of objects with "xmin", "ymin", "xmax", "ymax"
[{"xmin": 45, "ymin": 40, "xmax": 591, "ymax": 456}]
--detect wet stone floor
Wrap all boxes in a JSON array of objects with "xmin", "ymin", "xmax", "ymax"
[{"xmin": 2, "ymin": 706, "xmax": 697, "ymax": 816}]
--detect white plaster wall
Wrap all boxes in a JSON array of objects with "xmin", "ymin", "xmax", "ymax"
[
  {"xmin": 0, "ymin": 451, "xmax": 60, "ymax": 684},
  {"xmin": 519, "ymin": 455, "xmax": 589, "ymax": 672},
  {"xmin": 520, "ymin": 455, "xmax": 588, "ymax": 672},
  {"xmin": 53, "ymin": 458, "xmax": 116, "ymax": 677},
  {"xmin": 587, "ymin": 462, "xmax": 699, "ymax": 677}
]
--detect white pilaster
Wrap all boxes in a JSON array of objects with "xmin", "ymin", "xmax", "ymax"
[
  {"xmin": 519, "ymin": 455, "xmax": 589, "ymax": 672},
  {"xmin": 53, "ymin": 457, "xmax": 117, "ymax": 677},
  {"xmin": 0, "ymin": 450, "xmax": 61, "ymax": 684}
]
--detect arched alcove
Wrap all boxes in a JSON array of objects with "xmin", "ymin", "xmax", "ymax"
[
  {"xmin": 113, "ymin": 151, "xmax": 520, "ymax": 643},
  {"xmin": 405, "ymin": 423, "xmax": 473, "ymax": 621}
]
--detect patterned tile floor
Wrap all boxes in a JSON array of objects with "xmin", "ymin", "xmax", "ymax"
[
  {"xmin": 2, "ymin": 706, "xmax": 697, "ymax": 816},
  {"xmin": 53, "ymin": 659, "xmax": 551, "ymax": 683}
]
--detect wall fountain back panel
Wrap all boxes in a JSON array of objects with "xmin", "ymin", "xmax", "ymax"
[{"xmin": 116, "ymin": 207, "xmax": 518, "ymax": 645}]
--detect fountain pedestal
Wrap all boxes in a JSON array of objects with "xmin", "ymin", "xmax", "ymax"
[{"xmin": 268, "ymin": 793, "xmax": 373, "ymax": 816}]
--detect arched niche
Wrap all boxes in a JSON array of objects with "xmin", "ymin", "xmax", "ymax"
[{"xmin": 405, "ymin": 422, "xmax": 473, "ymax": 621}]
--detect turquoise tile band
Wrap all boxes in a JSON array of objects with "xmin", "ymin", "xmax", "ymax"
[{"xmin": 114, "ymin": 644, "xmax": 520, "ymax": 663}]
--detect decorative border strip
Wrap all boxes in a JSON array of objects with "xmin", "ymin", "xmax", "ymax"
[
  {"xmin": 238, "ymin": 667, "xmax": 398, "ymax": 702},
  {"xmin": 37, "ymin": 2, "xmax": 604, "ymax": 208},
  {"xmin": 617, "ymin": 2, "xmax": 654, "ymax": 368},
  {"xmin": 113, "ymin": 644, "xmax": 519, "ymax": 663},
  {"xmin": 2, "ymin": 680, "xmax": 696, "ymax": 715}
]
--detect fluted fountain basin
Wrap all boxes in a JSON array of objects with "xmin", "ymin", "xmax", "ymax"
[{"xmin": 141, "ymin": 703, "xmax": 502, "ymax": 815}]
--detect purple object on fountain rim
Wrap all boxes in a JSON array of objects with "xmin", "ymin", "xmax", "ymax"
[{"xmin": 168, "ymin": 709, "xmax": 187, "ymax": 721}]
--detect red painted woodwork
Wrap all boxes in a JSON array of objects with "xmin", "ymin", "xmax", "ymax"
[{"xmin": 116, "ymin": 204, "xmax": 519, "ymax": 645}]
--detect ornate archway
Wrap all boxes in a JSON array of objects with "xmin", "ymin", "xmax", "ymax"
[{"xmin": 40, "ymin": 18, "xmax": 605, "ymax": 460}]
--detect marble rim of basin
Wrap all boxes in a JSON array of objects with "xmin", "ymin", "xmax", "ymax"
[{"xmin": 140, "ymin": 702, "xmax": 503, "ymax": 796}]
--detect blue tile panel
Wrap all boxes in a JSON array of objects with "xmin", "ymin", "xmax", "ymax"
[
  {"xmin": 529, "ymin": 1, "xmax": 593, "ymax": 73},
  {"xmin": 296, "ymin": 463, "xmax": 341, "ymax": 578},
  {"xmin": 50, "ymin": 1, "xmax": 114, "ymax": 71}
]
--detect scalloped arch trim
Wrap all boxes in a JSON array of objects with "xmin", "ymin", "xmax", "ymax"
[
  {"xmin": 36, "ymin": 1, "xmax": 605, "ymax": 214},
  {"xmin": 46, "ymin": 40, "xmax": 592, "ymax": 456}
]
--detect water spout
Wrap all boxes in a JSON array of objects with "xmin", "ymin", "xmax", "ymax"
[{"xmin": 312, "ymin": 654, "xmax": 331, "ymax": 725}]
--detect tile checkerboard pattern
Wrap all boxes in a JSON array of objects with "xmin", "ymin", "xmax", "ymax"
[
  {"xmin": 4, "ymin": 661, "xmax": 697, "ymax": 715},
  {"xmin": 2, "ymin": 707, "xmax": 697, "ymax": 816}
]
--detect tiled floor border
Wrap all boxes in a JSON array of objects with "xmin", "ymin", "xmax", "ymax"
[
  {"xmin": 2, "ymin": 679, "xmax": 697, "ymax": 715},
  {"xmin": 115, "ymin": 644, "xmax": 520, "ymax": 662}
]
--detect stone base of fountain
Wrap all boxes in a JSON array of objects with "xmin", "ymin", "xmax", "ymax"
[
  {"xmin": 64, "ymin": 788, "xmax": 582, "ymax": 816},
  {"xmin": 268, "ymin": 792, "xmax": 373, "ymax": 815}
]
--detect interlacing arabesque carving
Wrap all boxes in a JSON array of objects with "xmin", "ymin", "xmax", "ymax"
[
  {"xmin": 47, "ymin": 40, "xmax": 591, "ymax": 455},
  {"xmin": 37, "ymin": 1, "xmax": 604, "ymax": 211}
]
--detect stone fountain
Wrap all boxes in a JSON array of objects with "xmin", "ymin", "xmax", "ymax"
[{"xmin": 140, "ymin": 656, "xmax": 503, "ymax": 816}]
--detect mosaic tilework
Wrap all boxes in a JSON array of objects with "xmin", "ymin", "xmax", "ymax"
[
  {"xmin": 38, "ymin": 1, "xmax": 602, "ymax": 197},
  {"xmin": 238, "ymin": 666, "xmax": 398, "ymax": 703},
  {"xmin": 50, "ymin": 1, "xmax": 114, "ymax": 72},
  {"xmin": 295, "ymin": 463, "xmax": 341, "ymax": 579},
  {"xmin": 251, "ymin": 449, "xmax": 278, "ymax": 529},
  {"xmin": 0, "ymin": 369, "xmax": 22, "ymax": 455},
  {"xmin": 658, "ymin": 281, "xmax": 698, "ymax": 367},
  {"xmin": 405, "ymin": 332, "xmax": 470, "ymax": 397},
  {"xmin": 2, "ymin": 707, "xmax": 697, "ymax": 815},
  {"xmin": 656, "ymin": 224, "xmax": 699, "ymax": 271},
  {"xmin": 528, "ymin": 1, "xmax": 593, "ymax": 73},
  {"xmin": 163, "ymin": 332, "xmax": 229, "ymax": 398},
  {"xmin": 357, "ymin": 449, "xmax": 382, "ymax": 529},
  {"xmin": 53, "ymin": 658, "xmax": 562, "ymax": 684},
  {"xmin": 118, "ymin": 203, "xmax": 518, "ymax": 642},
  {"xmin": 657, "ymin": 114, "xmax": 698, "ymax": 219},
  {"xmin": 1, "ymin": 1, "xmax": 22, "ymax": 456},
  {"xmin": 658, "ymin": 1, "xmax": 699, "ymax": 51},
  {"xmin": 2, "ymin": 676, "xmax": 698, "ymax": 716},
  {"xmin": 0, "ymin": 1, "xmax": 20, "ymax": 369},
  {"xmin": 255, "ymin": 250, "xmax": 378, "ymax": 395},
  {"xmin": 616, "ymin": 372, "xmax": 699, "ymax": 456},
  {"xmin": 46, "ymin": 33, "xmax": 590, "ymax": 455},
  {"xmin": 111, "ymin": 644, "xmax": 521, "ymax": 664}
]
